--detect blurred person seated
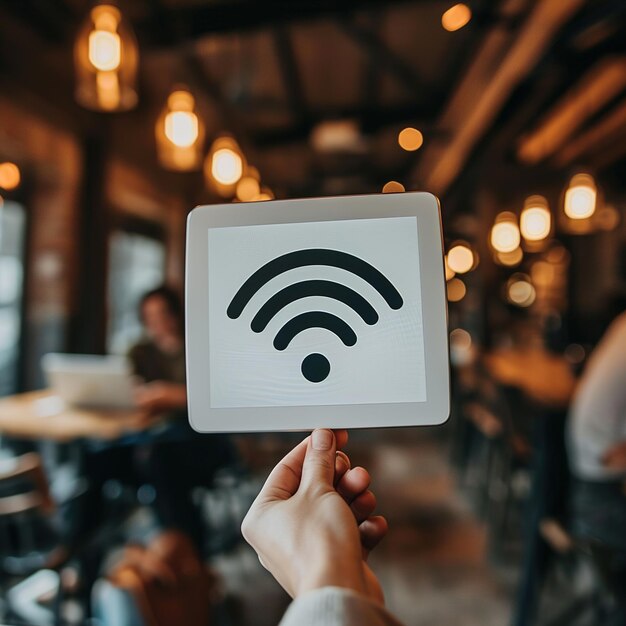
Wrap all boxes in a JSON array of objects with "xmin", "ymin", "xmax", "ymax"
[
  {"xmin": 567, "ymin": 311, "xmax": 626, "ymax": 621},
  {"xmin": 130, "ymin": 286, "xmax": 188, "ymax": 426},
  {"xmin": 127, "ymin": 285, "xmax": 237, "ymax": 550},
  {"xmin": 62, "ymin": 286, "xmax": 235, "ymax": 569},
  {"xmin": 242, "ymin": 428, "xmax": 405, "ymax": 626}
]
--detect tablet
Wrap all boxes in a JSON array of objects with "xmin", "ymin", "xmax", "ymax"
[{"xmin": 186, "ymin": 192, "xmax": 449, "ymax": 432}]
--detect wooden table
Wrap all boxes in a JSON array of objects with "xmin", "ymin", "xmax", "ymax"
[
  {"xmin": 484, "ymin": 348, "xmax": 576, "ymax": 409},
  {"xmin": 0, "ymin": 390, "xmax": 150, "ymax": 442}
]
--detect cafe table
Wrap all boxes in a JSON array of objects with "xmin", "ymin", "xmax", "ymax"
[{"xmin": 0, "ymin": 390, "xmax": 150, "ymax": 442}]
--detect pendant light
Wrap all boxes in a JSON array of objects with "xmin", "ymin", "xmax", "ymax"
[
  {"xmin": 156, "ymin": 89, "xmax": 205, "ymax": 171},
  {"xmin": 74, "ymin": 4, "xmax": 138, "ymax": 112},
  {"xmin": 490, "ymin": 212, "xmax": 520, "ymax": 253},
  {"xmin": 204, "ymin": 136, "xmax": 245, "ymax": 197},
  {"xmin": 520, "ymin": 195, "xmax": 551, "ymax": 242},
  {"xmin": 564, "ymin": 173, "xmax": 597, "ymax": 220}
]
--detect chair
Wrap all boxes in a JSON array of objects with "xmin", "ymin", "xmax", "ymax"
[{"xmin": 0, "ymin": 452, "xmax": 67, "ymax": 625}]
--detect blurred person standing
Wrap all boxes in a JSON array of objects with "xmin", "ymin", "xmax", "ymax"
[{"xmin": 567, "ymin": 310, "xmax": 626, "ymax": 622}]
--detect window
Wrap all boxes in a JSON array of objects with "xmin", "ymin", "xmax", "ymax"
[
  {"xmin": 107, "ymin": 229, "xmax": 166, "ymax": 354},
  {"xmin": 0, "ymin": 200, "xmax": 26, "ymax": 396}
]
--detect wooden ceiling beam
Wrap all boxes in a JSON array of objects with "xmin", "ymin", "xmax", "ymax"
[
  {"xmin": 518, "ymin": 57, "xmax": 626, "ymax": 165},
  {"xmin": 555, "ymin": 97, "xmax": 626, "ymax": 166},
  {"xmin": 414, "ymin": 0, "xmax": 586, "ymax": 196}
]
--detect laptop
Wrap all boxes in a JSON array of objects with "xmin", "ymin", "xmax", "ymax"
[{"xmin": 41, "ymin": 353, "xmax": 136, "ymax": 410}]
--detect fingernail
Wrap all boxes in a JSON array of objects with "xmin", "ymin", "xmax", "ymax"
[{"xmin": 312, "ymin": 429, "xmax": 333, "ymax": 451}]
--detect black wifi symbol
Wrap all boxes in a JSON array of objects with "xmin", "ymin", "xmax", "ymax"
[{"xmin": 227, "ymin": 249, "xmax": 403, "ymax": 383}]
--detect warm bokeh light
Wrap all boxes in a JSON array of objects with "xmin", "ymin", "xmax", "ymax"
[
  {"xmin": 95, "ymin": 71, "xmax": 120, "ymax": 110},
  {"xmin": 564, "ymin": 173, "xmax": 597, "ymax": 220},
  {"xmin": 253, "ymin": 187, "xmax": 275, "ymax": 202},
  {"xmin": 531, "ymin": 261, "xmax": 556, "ymax": 287},
  {"xmin": 507, "ymin": 274, "xmax": 536, "ymax": 307},
  {"xmin": 495, "ymin": 247, "xmax": 523, "ymax": 267},
  {"xmin": 442, "ymin": 3, "xmax": 472, "ymax": 32},
  {"xmin": 447, "ymin": 278, "xmax": 466, "ymax": 302},
  {"xmin": 211, "ymin": 148, "xmax": 243, "ymax": 186},
  {"xmin": 444, "ymin": 255, "xmax": 455, "ymax": 281},
  {"xmin": 450, "ymin": 328, "xmax": 472, "ymax": 350},
  {"xmin": 382, "ymin": 180, "xmax": 405, "ymax": 193},
  {"xmin": 156, "ymin": 90, "xmax": 204, "ymax": 171},
  {"xmin": 310, "ymin": 120, "xmax": 362, "ymax": 153},
  {"xmin": 89, "ymin": 30, "xmax": 121, "ymax": 72},
  {"xmin": 546, "ymin": 245, "xmax": 569, "ymax": 264},
  {"xmin": 0, "ymin": 162, "xmax": 21, "ymax": 190},
  {"xmin": 447, "ymin": 244, "xmax": 474, "ymax": 274},
  {"xmin": 75, "ymin": 4, "xmax": 138, "ymax": 112},
  {"xmin": 596, "ymin": 205, "xmax": 620, "ymax": 231},
  {"xmin": 164, "ymin": 93, "xmax": 199, "ymax": 148},
  {"xmin": 236, "ymin": 176, "xmax": 261, "ymax": 202},
  {"xmin": 490, "ymin": 213, "xmax": 520, "ymax": 253},
  {"xmin": 520, "ymin": 195, "xmax": 551, "ymax": 242},
  {"xmin": 450, "ymin": 328, "xmax": 473, "ymax": 365},
  {"xmin": 398, "ymin": 128, "xmax": 423, "ymax": 151}
]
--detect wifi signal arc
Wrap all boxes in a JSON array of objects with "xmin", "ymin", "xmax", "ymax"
[
  {"xmin": 273, "ymin": 311, "xmax": 357, "ymax": 351},
  {"xmin": 250, "ymin": 279, "xmax": 378, "ymax": 333},
  {"xmin": 227, "ymin": 248, "xmax": 403, "ymax": 320}
]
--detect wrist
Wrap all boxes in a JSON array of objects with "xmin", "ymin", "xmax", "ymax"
[{"xmin": 296, "ymin": 549, "xmax": 367, "ymax": 598}]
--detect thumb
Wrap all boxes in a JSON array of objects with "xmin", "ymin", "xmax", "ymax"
[{"xmin": 300, "ymin": 429, "xmax": 336, "ymax": 492}]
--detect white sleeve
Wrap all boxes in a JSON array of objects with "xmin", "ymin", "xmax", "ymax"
[
  {"xmin": 279, "ymin": 587, "xmax": 405, "ymax": 626},
  {"xmin": 568, "ymin": 313, "xmax": 626, "ymax": 480}
]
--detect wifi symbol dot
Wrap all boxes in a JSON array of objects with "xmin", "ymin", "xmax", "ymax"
[
  {"xmin": 301, "ymin": 353, "xmax": 331, "ymax": 383},
  {"xmin": 227, "ymin": 249, "xmax": 403, "ymax": 383}
]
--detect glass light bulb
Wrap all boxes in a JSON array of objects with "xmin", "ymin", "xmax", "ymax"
[
  {"xmin": 521, "ymin": 196, "xmax": 551, "ymax": 241},
  {"xmin": 564, "ymin": 175, "xmax": 597, "ymax": 220},
  {"xmin": 521, "ymin": 207, "xmax": 551, "ymax": 240},
  {"xmin": 508, "ymin": 280, "xmax": 536, "ymax": 307},
  {"xmin": 164, "ymin": 111, "xmax": 199, "ymax": 148},
  {"xmin": 447, "ymin": 245, "xmax": 474, "ymax": 274},
  {"xmin": 490, "ymin": 221, "xmax": 520, "ymax": 253},
  {"xmin": 88, "ymin": 30, "xmax": 121, "ymax": 71},
  {"xmin": 212, "ymin": 148, "xmax": 243, "ymax": 185}
]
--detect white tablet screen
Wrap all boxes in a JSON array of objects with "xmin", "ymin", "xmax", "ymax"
[{"xmin": 207, "ymin": 216, "xmax": 426, "ymax": 408}]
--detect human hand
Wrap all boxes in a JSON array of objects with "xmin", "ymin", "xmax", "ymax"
[
  {"xmin": 134, "ymin": 381, "xmax": 187, "ymax": 417},
  {"xmin": 241, "ymin": 429, "xmax": 387, "ymax": 603},
  {"xmin": 602, "ymin": 441, "xmax": 626, "ymax": 471}
]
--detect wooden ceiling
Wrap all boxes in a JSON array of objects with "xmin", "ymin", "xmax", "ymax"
[{"xmin": 1, "ymin": 0, "xmax": 625, "ymax": 213}]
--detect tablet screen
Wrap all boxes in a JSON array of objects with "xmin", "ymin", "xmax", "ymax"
[{"xmin": 207, "ymin": 216, "xmax": 426, "ymax": 408}]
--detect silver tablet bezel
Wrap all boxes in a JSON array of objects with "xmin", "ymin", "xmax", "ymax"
[{"xmin": 186, "ymin": 192, "xmax": 449, "ymax": 432}]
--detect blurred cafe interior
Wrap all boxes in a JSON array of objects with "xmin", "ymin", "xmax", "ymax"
[{"xmin": 0, "ymin": 0, "xmax": 625, "ymax": 625}]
